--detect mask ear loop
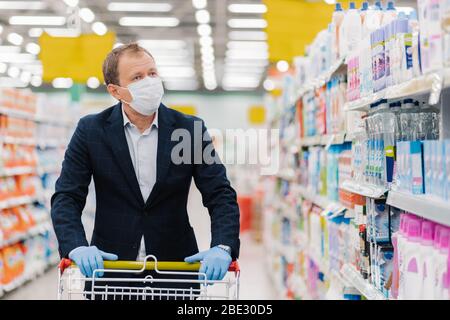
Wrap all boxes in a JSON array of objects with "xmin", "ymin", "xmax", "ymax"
[{"xmin": 116, "ymin": 84, "xmax": 132, "ymax": 106}]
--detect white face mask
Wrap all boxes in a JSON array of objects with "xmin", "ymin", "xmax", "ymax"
[{"xmin": 121, "ymin": 76, "xmax": 164, "ymax": 116}]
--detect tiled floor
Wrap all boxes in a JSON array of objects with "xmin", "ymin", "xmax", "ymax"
[{"xmin": 4, "ymin": 186, "xmax": 275, "ymax": 300}]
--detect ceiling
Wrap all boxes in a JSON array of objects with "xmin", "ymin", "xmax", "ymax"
[{"xmin": 0, "ymin": 0, "xmax": 269, "ymax": 92}]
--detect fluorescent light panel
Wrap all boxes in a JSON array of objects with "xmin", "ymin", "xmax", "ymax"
[
  {"xmin": 0, "ymin": 45, "xmax": 21, "ymax": 53},
  {"xmin": 0, "ymin": 53, "xmax": 36, "ymax": 63},
  {"xmin": 138, "ymin": 40, "xmax": 186, "ymax": 49},
  {"xmin": 158, "ymin": 66, "xmax": 196, "ymax": 78},
  {"xmin": 119, "ymin": 17, "xmax": 179, "ymax": 27},
  {"xmin": 108, "ymin": 2, "xmax": 172, "ymax": 12},
  {"xmin": 0, "ymin": 1, "xmax": 46, "ymax": 10},
  {"xmin": 228, "ymin": 4, "xmax": 267, "ymax": 14},
  {"xmin": 227, "ymin": 41, "xmax": 268, "ymax": 50},
  {"xmin": 228, "ymin": 31, "xmax": 267, "ymax": 41},
  {"xmin": 9, "ymin": 16, "xmax": 66, "ymax": 26},
  {"xmin": 228, "ymin": 19, "xmax": 267, "ymax": 29}
]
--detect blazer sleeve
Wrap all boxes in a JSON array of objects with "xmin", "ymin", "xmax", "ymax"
[
  {"xmin": 192, "ymin": 120, "xmax": 240, "ymax": 260},
  {"xmin": 51, "ymin": 117, "xmax": 93, "ymax": 258}
]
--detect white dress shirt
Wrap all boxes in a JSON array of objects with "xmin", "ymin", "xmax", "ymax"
[{"xmin": 122, "ymin": 106, "xmax": 159, "ymax": 261}]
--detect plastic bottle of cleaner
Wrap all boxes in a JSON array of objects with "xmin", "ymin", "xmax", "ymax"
[
  {"xmin": 402, "ymin": 216, "xmax": 423, "ymax": 300},
  {"xmin": 363, "ymin": 1, "xmax": 382, "ymax": 35},
  {"xmin": 420, "ymin": 220, "xmax": 436, "ymax": 299},
  {"xmin": 391, "ymin": 213, "xmax": 406, "ymax": 299},
  {"xmin": 435, "ymin": 228, "xmax": 450, "ymax": 299},
  {"xmin": 397, "ymin": 213, "xmax": 412, "ymax": 299},
  {"xmin": 360, "ymin": 2, "xmax": 369, "ymax": 26},
  {"xmin": 381, "ymin": 1, "xmax": 397, "ymax": 26},
  {"xmin": 341, "ymin": 2, "xmax": 362, "ymax": 57},
  {"xmin": 333, "ymin": 2, "xmax": 346, "ymax": 60},
  {"xmin": 408, "ymin": 10, "xmax": 421, "ymax": 77}
]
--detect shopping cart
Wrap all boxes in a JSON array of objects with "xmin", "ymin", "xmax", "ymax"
[{"xmin": 57, "ymin": 255, "xmax": 240, "ymax": 300}]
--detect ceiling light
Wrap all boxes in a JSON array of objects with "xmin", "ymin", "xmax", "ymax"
[
  {"xmin": 195, "ymin": 10, "xmax": 210, "ymax": 24},
  {"xmin": 9, "ymin": 16, "xmax": 66, "ymax": 26},
  {"xmin": 199, "ymin": 36, "xmax": 213, "ymax": 47},
  {"xmin": 158, "ymin": 66, "xmax": 196, "ymax": 78},
  {"xmin": 0, "ymin": 62, "xmax": 6, "ymax": 73},
  {"xmin": 92, "ymin": 22, "xmax": 108, "ymax": 36},
  {"xmin": 163, "ymin": 79, "xmax": 199, "ymax": 91},
  {"xmin": 108, "ymin": 2, "xmax": 172, "ymax": 12},
  {"xmin": 30, "ymin": 75, "xmax": 42, "ymax": 87},
  {"xmin": 63, "ymin": 0, "xmax": 79, "ymax": 7},
  {"xmin": 28, "ymin": 28, "xmax": 43, "ymax": 37},
  {"xmin": 201, "ymin": 46, "xmax": 214, "ymax": 55},
  {"xmin": 197, "ymin": 24, "xmax": 212, "ymax": 36},
  {"xmin": 263, "ymin": 79, "xmax": 275, "ymax": 91},
  {"xmin": 0, "ymin": 45, "xmax": 21, "ymax": 53},
  {"xmin": 20, "ymin": 70, "xmax": 32, "ymax": 83},
  {"xmin": 225, "ymin": 66, "xmax": 266, "ymax": 75},
  {"xmin": 0, "ymin": 53, "xmax": 36, "ymax": 63},
  {"xmin": 0, "ymin": 1, "xmax": 46, "ymax": 10},
  {"xmin": 40, "ymin": 28, "xmax": 80, "ymax": 37},
  {"xmin": 0, "ymin": 76, "xmax": 28, "ymax": 87},
  {"xmin": 225, "ymin": 58, "xmax": 269, "ymax": 66},
  {"xmin": 201, "ymin": 55, "xmax": 215, "ymax": 64},
  {"xmin": 205, "ymin": 82, "xmax": 217, "ymax": 90},
  {"xmin": 119, "ymin": 17, "xmax": 179, "ymax": 27},
  {"xmin": 277, "ymin": 60, "xmax": 289, "ymax": 72},
  {"xmin": 192, "ymin": 0, "xmax": 207, "ymax": 9},
  {"xmin": 7, "ymin": 66, "xmax": 20, "ymax": 78},
  {"xmin": 0, "ymin": 25, "xmax": 3, "ymax": 34},
  {"xmin": 20, "ymin": 63, "xmax": 42, "ymax": 74},
  {"xmin": 228, "ymin": 3, "xmax": 267, "ymax": 14},
  {"xmin": 7, "ymin": 33, "xmax": 24, "ymax": 46},
  {"xmin": 52, "ymin": 77, "xmax": 73, "ymax": 89},
  {"xmin": 138, "ymin": 40, "xmax": 186, "ymax": 49},
  {"xmin": 79, "ymin": 8, "xmax": 95, "ymax": 23},
  {"xmin": 227, "ymin": 41, "xmax": 268, "ymax": 50},
  {"xmin": 26, "ymin": 43, "xmax": 40, "ymax": 55},
  {"xmin": 87, "ymin": 76, "xmax": 100, "ymax": 89},
  {"xmin": 228, "ymin": 31, "xmax": 267, "ymax": 41},
  {"xmin": 226, "ymin": 51, "xmax": 269, "ymax": 60},
  {"xmin": 228, "ymin": 19, "xmax": 267, "ymax": 29}
]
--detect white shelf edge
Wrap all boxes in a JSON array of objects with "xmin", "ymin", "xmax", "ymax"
[
  {"xmin": 387, "ymin": 190, "xmax": 450, "ymax": 227},
  {"xmin": 340, "ymin": 264, "xmax": 387, "ymax": 300},
  {"xmin": 341, "ymin": 180, "xmax": 388, "ymax": 199},
  {"xmin": 0, "ymin": 195, "xmax": 37, "ymax": 210}
]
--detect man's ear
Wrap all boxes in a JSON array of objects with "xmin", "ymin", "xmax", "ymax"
[{"xmin": 107, "ymin": 84, "xmax": 121, "ymax": 101}]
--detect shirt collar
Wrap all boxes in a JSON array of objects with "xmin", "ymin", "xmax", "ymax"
[{"xmin": 122, "ymin": 105, "xmax": 159, "ymax": 130}]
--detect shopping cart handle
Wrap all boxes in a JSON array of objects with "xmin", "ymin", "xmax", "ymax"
[{"xmin": 59, "ymin": 258, "xmax": 240, "ymax": 273}]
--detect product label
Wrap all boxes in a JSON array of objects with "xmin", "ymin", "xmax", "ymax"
[{"xmin": 372, "ymin": 41, "xmax": 386, "ymax": 92}]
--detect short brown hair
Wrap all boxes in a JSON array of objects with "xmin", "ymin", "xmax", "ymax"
[{"xmin": 102, "ymin": 42, "xmax": 153, "ymax": 86}]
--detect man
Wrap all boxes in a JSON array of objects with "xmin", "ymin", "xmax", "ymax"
[{"xmin": 51, "ymin": 43, "xmax": 240, "ymax": 295}]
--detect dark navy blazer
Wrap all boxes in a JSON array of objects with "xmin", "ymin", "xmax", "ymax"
[{"xmin": 51, "ymin": 102, "xmax": 240, "ymax": 263}]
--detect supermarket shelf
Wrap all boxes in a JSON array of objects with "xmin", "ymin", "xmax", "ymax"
[
  {"xmin": 344, "ymin": 69, "xmax": 450, "ymax": 112},
  {"xmin": 0, "ymin": 221, "xmax": 52, "ymax": 249},
  {"xmin": 0, "ymin": 106, "xmax": 74, "ymax": 127},
  {"xmin": 1, "ymin": 136, "xmax": 67, "ymax": 148},
  {"xmin": 0, "ymin": 166, "xmax": 35, "ymax": 177},
  {"xmin": 297, "ymin": 57, "xmax": 346, "ymax": 97},
  {"xmin": 299, "ymin": 133, "xmax": 347, "ymax": 147},
  {"xmin": 0, "ymin": 195, "xmax": 38, "ymax": 210},
  {"xmin": 297, "ymin": 186, "xmax": 346, "ymax": 214},
  {"xmin": 341, "ymin": 180, "xmax": 388, "ymax": 199},
  {"xmin": 2, "ymin": 254, "xmax": 60, "ymax": 294},
  {"xmin": 340, "ymin": 264, "xmax": 387, "ymax": 300},
  {"xmin": 387, "ymin": 190, "xmax": 450, "ymax": 227}
]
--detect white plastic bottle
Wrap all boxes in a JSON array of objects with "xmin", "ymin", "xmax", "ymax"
[
  {"xmin": 381, "ymin": 1, "xmax": 397, "ymax": 26},
  {"xmin": 420, "ymin": 220, "xmax": 436, "ymax": 299},
  {"xmin": 402, "ymin": 217, "xmax": 423, "ymax": 300},
  {"xmin": 341, "ymin": 2, "xmax": 362, "ymax": 57},
  {"xmin": 435, "ymin": 228, "xmax": 450, "ymax": 300},
  {"xmin": 332, "ymin": 2, "xmax": 345, "ymax": 61},
  {"xmin": 363, "ymin": 1, "xmax": 382, "ymax": 35},
  {"xmin": 397, "ymin": 214, "xmax": 412, "ymax": 299}
]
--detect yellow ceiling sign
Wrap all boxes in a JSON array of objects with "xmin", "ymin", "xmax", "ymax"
[
  {"xmin": 39, "ymin": 32, "xmax": 115, "ymax": 83},
  {"xmin": 248, "ymin": 105, "xmax": 266, "ymax": 125},
  {"xmin": 263, "ymin": 0, "xmax": 362, "ymax": 62},
  {"xmin": 169, "ymin": 105, "xmax": 197, "ymax": 116}
]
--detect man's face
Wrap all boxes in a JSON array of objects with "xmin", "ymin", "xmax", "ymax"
[{"xmin": 107, "ymin": 51, "xmax": 158, "ymax": 103}]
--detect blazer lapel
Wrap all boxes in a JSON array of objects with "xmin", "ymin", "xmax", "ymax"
[
  {"xmin": 104, "ymin": 103, "xmax": 145, "ymax": 205},
  {"xmin": 145, "ymin": 104, "xmax": 175, "ymax": 207}
]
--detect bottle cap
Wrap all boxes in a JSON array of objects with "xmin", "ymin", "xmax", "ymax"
[
  {"xmin": 375, "ymin": 1, "xmax": 382, "ymax": 10},
  {"xmin": 387, "ymin": 1, "xmax": 395, "ymax": 11},
  {"xmin": 335, "ymin": 2, "xmax": 343, "ymax": 11},
  {"xmin": 349, "ymin": 2, "xmax": 356, "ymax": 10},
  {"xmin": 407, "ymin": 216, "xmax": 422, "ymax": 242},
  {"xmin": 421, "ymin": 220, "xmax": 435, "ymax": 244},
  {"xmin": 409, "ymin": 9, "xmax": 418, "ymax": 21},
  {"xmin": 361, "ymin": 2, "xmax": 369, "ymax": 11}
]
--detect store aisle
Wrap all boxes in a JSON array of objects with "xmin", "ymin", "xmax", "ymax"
[{"xmin": 4, "ymin": 184, "xmax": 274, "ymax": 300}]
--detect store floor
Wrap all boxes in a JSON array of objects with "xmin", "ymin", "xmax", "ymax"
[{"xmin": 4, "ymin": 185, "xmax": 275, "ymax": 300}]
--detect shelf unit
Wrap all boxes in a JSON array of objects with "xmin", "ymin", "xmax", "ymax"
[
  {"xmin": 0, "ymin": 106, "xmax": 75, "ymax": 128},
  {"xmin": 340, "ymin": 180, "xmax": 388, "ymax": 199},
  {"xmin": 344, "ymin": 68, "xmax": 450, "ymax": 111},
  {"xmin": 340, "ymin": 264, "xmax": 387, "ymax": 300},
  {"xmin": 0, "ymin": 195, "xmax": 38, "ymax": 210},
  {"xmin": 387, "ymin": 190, "xmax": 450, "ymax": 227},
  {"xmin": 299, "ymin": 132, "xmax": 348, "ymax": 147}
]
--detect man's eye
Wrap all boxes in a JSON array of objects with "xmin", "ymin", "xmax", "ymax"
[{"xmin": 134, "ymin": 76, "xmax": 141, "ymax": 80}]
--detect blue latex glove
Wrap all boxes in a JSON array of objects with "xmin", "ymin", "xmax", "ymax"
[
  {"xmin": 184, "ymin": 247, "xmax": 232, "ymax": 281},
  {"xmin": 69, "ymin": 246, "xmax": 118, "ymax": 278}
]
